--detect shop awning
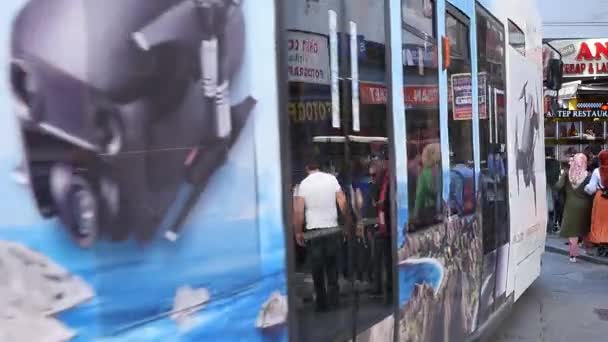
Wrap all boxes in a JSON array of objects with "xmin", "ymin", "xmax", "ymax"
[
  {"xmin": 557, "ymin": 80, "xmax": 608, "ymax": 99},
  {"xmin": 577, "ymin": 83, "xmax": 608, "ymax": 96}
]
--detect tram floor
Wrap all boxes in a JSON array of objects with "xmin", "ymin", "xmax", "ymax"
[{"xmin": 294, "ymin": 273, "xmax": 392, "ymax": 341}]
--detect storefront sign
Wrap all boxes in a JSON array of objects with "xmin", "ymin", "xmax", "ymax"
[
  {"xmin": 548, "ymin": 38, "xmax": 608, "ymax": 77},
  {"xmin": 359, "ymin": 83, "xmax": 440, "ymax": 107},
  {"xmin": 451, "ymin": 74, "xmax": 472, "ymax": 120},
  {"xmin": 404, "ymin": 85, "xmax": 439, "ymax": 106},
  {"xmin": 359, "ymin": 75, "xmax": 488, "ymax": 119},
  {"xmin": 478, "ymin": 73, "xmax": 488, "ymax": 120},
  {"xmin": 449, "ymin": 73, "xmax": 488, "ymax": 120},
  {"xmin": 547, "ymin": 109, "xmax": 608, "ymax": 119},
  {"xmin": 288, "ymin": 100, "xmax": 332, "ymax": 123},
  {"xmin": 287, "ymin": 31, "xmax": 330, "ymax": 84},
  {"xmin": 360, "ymin": 83, "xmax": 388, "ymax": 105},
  {"xmin": 558, "ymin": 81, "xmax": 580, "ymax": 100}
]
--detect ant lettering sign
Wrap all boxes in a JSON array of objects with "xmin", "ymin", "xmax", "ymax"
[{"xmin": 549, "ymin": 38, "xmax": 608, "ymax": 77}]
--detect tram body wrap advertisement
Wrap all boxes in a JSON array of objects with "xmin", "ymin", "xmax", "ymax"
[
  {"xmin": 1, "ymin": 0, "xmax": 287, "ymax": 340},
  {"xmin": 0, "ymin": 0, "xmax": 546, "ymax": 341}
]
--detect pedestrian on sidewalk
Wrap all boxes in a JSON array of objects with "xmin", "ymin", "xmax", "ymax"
[
  {"xmin": 555, "ymin": 153, "xmax": 593, "ymax": 263},
  {"xmin": 585, "ymin": 150, "xmax": 608, "ymax": 254},
  {"xmin": 545, "ymin": 156, "xmax": 561, "ymax": 233}
]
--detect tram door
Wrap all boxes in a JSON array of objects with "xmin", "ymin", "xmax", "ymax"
[
  {"xmin": 283, "ymin": 1, "xmax": 394, "ymax": 341},
  {"xmin": 476, "ymin": 4, "xmax": 511, "ymax": 326}
]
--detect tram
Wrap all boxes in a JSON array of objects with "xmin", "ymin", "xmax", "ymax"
[{"xmin": 0, "ymin": 0, "xmax": 556, "ymax": 341}]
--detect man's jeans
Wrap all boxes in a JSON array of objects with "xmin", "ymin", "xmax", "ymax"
[
  {"xmin": 307, "ymin": 232, "xmax": 341, "ymax": 310},
  {"xmin": 373, "ymin": 235, "xmax": 393, "ymax": 297}
]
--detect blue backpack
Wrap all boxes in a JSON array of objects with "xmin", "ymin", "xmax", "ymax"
[{"xmin": 449, "ymin": 164, "xmax": 476, "ymax": 216}]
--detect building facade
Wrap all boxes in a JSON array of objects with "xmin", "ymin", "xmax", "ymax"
[{"xmin": 540, "ymin": 0, "xmax": 608, "ymax": 161}]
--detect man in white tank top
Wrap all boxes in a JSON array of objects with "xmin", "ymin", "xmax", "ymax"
[{"xmin": 293, "ymin": 158, "xmax": 350, "ymax": 312}]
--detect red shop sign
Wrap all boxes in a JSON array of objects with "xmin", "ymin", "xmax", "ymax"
[
  {"xmin": 404, "ymin": 85, "xmax": 439, "ymax": 106},
  {"xmin": 359, "ymin": 82, "xmax": 439, "ymax": 106},
  {"xmin": 360, "ymin": 83, "xmax": 388, "ymax": 104}
]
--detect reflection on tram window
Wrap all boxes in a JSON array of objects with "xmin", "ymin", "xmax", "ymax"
[
  {"xmin": 446, "ymin": 9, "xmax": 475, "ymax": 218},
  {"xmin": 477, "ymin": 5, "xmax": 509, "ymax": 252},
  {"xmin": 285, "ymin": 0, "xmax": 394, "ymax": 340},
  {"xmin": 403, "ymin": 0, "xmax": 443, "ymax": 231},
  {"xmin": 508, "ymin": 20, "xmax": 526, "ymax": 56}
]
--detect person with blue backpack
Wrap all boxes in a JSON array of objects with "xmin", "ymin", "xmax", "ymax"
[
  {"xmin": 449, "ymin": 164, "xmax": 475, "ymax": 216},
  {"xmin": 369, "ymin": 159, "xmax": 392, "ymax": 301}
]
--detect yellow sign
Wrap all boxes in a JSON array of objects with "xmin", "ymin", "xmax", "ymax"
[{"xmin": 288, "ymin": 101, "xmax": 332, "ymax": 123}]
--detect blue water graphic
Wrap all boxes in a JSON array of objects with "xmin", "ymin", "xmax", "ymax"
[{"xmin": 399, "ymin": 258, "xmax": 444, "ymax": 305}]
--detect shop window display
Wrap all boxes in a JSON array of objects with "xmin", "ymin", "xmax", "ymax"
[
  {"xmin": 559, "ymin": 122, "xmax": 580, "ymax": 138},
  {"xmin": 583, "ymin": 121, "xmax": 603, "ymax": 139},
  {"xmin": 544, "ymin": 121, "xmax": 556, "ymax": 138}
]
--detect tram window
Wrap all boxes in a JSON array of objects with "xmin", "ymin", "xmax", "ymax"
[
  {"xmin": 446, "ymin": 8, "xmax": 475, "ymax": 218},
  {"xmin": 402, "ymin": 0, "xmax": 435, "ymax": 37},
  {"xmin": 403, "ymin": 0, "xmax": 443, "ymax": 230},
  {"xmin": 508, "ymin": 20, "xmax": 525, "ymax": 56},
  {"xmin": 285, "ymin": 1, "xmax": 394, "ymax": 340},
  {"xmin": 477, "ymin": 5, "xmax": 509, "ymax": 252}
]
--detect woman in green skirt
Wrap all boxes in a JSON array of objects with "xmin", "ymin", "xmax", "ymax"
[{"xmin": 555, "ymin": 153, "xmax": 593, "ymax": 262}]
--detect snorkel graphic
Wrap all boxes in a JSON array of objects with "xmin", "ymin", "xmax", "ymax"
[{"xmin": 10, "ymin": 0, "xmax": 255, "ymax": 247}]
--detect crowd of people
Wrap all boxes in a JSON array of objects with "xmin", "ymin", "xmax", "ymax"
[
  {"xmin": 292, "ymin": 153, "xmax": 393, "ymax": 313},
  {"xmin": 291, "ymin": 141, "xmax": 475, "ymax": 312},
  {"xmin": 546, "ymin": 149, "xmax": 608, "ymax": 262}
]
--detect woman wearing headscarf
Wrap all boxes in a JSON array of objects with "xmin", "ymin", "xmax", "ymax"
[
  {"xmin": 555, "ymin": 153, "xmax": 593, "ymax": 262},
  {"xmin": 584, "ymin": 150, "xmax": 608, "ymax": 245}
]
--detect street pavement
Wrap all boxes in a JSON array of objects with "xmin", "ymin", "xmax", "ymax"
[{"xmin": 491, "ymin": 252, "xmax": 608, "ymax": 342}]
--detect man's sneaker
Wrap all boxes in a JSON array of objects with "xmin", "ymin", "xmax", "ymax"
[{"xmin": 569, "ymin": 256, "xmax": 577, "ymax": 263}]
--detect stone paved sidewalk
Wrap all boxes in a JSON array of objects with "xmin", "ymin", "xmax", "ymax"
[{"xmin": 545, "ymin": 233, "xmax": 608, "ymax": 266}]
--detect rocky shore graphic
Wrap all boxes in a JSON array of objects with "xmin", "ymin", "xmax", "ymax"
[
  {"xmin": 256, "ymin": 291, "xmax": 288, "ymax": 330},
  {"xmin": 398, "ymin": 216, "xmax": 483, "ymax": 342},
  {"xmin": 0, "ymin": 240, "xmax": 94, "ymax": 341},
  {"xmin": 171, "ymin": 285, "xmax": 211, "ymax": 332},
  {"xmin": 351, "ymin": 315, "xmax": 395, "ymax": 342}
]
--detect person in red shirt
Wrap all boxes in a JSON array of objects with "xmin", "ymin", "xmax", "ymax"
[{"xmin": 369, "ymin": 159, "xmax": 393, "ymax": 300}]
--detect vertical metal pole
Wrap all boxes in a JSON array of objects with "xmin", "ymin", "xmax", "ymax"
[{"xmin": 386, "ymin": 0, "xmax": 407, "ymax": 340}]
